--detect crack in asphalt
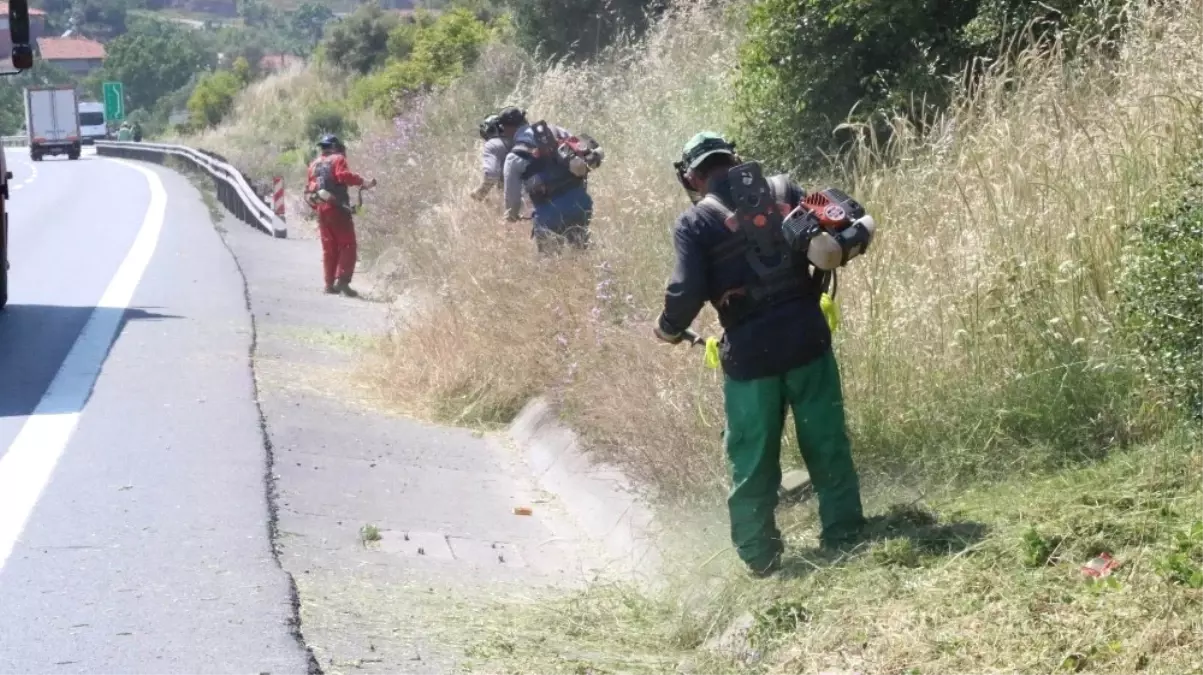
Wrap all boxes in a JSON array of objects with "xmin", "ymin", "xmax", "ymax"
[{"xmin": 213, "ymin": 217, "xmax": 324, "ymax": 675}]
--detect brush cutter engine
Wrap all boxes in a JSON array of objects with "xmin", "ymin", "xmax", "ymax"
[{"xmin": 781, "ymin": 187, "xmax": 877, "ymax": 271}]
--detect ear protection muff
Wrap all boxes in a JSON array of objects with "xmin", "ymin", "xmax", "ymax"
[
  {"xmin": 673, "ymin": 141, "xmax": 742, "ymax": 205},
  {"xmin": 673, "ymin": 158, "xmax": 702, "ymax": 204}
]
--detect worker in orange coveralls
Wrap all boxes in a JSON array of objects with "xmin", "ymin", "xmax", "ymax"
[{"xmin": 304, "ymin": 134, "xmax": 376, "ymax": 297}]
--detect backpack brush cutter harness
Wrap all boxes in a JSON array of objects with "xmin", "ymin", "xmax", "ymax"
[
  {"xmin": 676, "ymin": 155, "xmax": 876, "ymax": 309},
  {"xmin": 479, "ymin": 113, "xmax": 503, "ymax": 141},
  {"xmin": 512, "ymin": 120, "xmax": 604, "ymax": 205},
  {"xmin": 306, "ymin": 156, "xmax": 353, "ymax": 214}
]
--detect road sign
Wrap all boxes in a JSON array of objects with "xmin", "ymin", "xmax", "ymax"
[{"xmin": 102, "ymin": 81, "xmax": 125, "ymax": 121}]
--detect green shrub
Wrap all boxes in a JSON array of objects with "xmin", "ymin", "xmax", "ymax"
[
  {"xmin": 1117, "ymin": 155, "xmax": 1203, "ymax": 419},
  {"xmin": 349, "ymin": 60, "xmax": 425, "ymax": 116},
  {"xmin": 276, "ymin": 147, "xmax": 315, "ymax": 175},
  {"xmin": 408, "ymin": 8, "xmax": 491, "ymax": 83},
  {"xmin": 187, "ymin": 70, "xmax": 245, "ymax": 127},
  {"xmin": 232, "ymin": 56, "xmax": 252, "ymax": 85},
  {"xmin": 386, "ymin": 10, "xmax": 438, "ymax": 61},
  {"xmin": 320, "ymin": 2, "xmax": 400, "ymax": 75},
  {"xmin": 349, "ymin": 8, "xmax": 492, "ymax": 116},
  {"xmin": 303, "ymin": 100, "xmax": 359, "ymax": 141}
]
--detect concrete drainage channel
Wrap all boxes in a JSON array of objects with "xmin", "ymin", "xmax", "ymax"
[
  {"xmin": 506, "ymin": 396, "xmax": 814, "ymax": 585},
  {"xmin": 507, "ymin": 396, "xmax": 663, "ymax": 582}
]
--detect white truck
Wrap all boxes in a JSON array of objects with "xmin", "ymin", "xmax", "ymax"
[
  {"xmin": 77, "ymin": 99, "xmax": 106, "ymax": 144},
  {"xmin": 24, "ymin": 85, "xmax": 81, "ymax": 161}
]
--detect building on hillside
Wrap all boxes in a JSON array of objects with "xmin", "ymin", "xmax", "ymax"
[
  {"xmin": 259, "ymin": 53, "xmax": 304, "ymax": 74},
  {"xmin": 0, "ymin": 3, "xmax": 47, "ymax": 60},
  {"xmin": 173, "ymin": 0, "xmax": 237, "ymax": 17},
  {"xmin": 35, "ymin": 36, "xmax": 106, "ymax": 75}
]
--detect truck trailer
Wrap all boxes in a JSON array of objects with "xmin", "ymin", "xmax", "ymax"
[{"xmin": 25, "ymin": 85, "xmax": 81, "ymax": 161}]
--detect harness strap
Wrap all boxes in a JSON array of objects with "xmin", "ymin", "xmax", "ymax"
[
  {"xmin": 767, "ymin": 175, "xmax": 788, "ymax": 203},
  {"xmin": 697, "ymin": 177, "xmax": 814, "ymax": 326},
  {"xmin": 510, "ymin": 144, "xmax": 538, "ymax": 161},
  {"xmin": 697, "ymin": 176, "xmax": 789, "ymax": 224},
  {"xmin": 696, "ymin": 193, "xmax": 734, "ymax": 225}
]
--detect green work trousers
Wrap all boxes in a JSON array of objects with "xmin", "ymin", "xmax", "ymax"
[{"xmin": 722, "ymin": 349, "xmax": 866, "ymax": 571}]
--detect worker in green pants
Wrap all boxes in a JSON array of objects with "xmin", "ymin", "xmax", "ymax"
[
  {"xmin": 652, "ymin": 132, "xmax": 874, "ymax": 576},
  {"xmin": 724, "ymin": 351, "xmax": 865, "ymax": 569}
]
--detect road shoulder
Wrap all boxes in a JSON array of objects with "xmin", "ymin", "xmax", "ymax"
[{"xmin": 212, "ymin": 211, "xmax": 606, "ymax": 673}]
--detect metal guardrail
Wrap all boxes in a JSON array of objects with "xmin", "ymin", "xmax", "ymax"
[
  {"xmin": 94, "ymin": 140, "xmax": 287, "ymax": 239},
  {"xmin": 1, "ymin": 136, "xmax": 26, "ymax": 147}
]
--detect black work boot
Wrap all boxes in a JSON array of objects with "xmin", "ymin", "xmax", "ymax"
[
  {"xmin": 324, "ymin": 284, "xmax": 338, "ymax": 294},
  {"xmin": 334, "ymin": 278, "xmax": 359, "ymax": 298},
  {"xmin": 747, "ymin": 555, "xmax": 782, "ymax": 579}
]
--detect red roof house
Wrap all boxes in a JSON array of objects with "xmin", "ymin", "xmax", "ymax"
[{"xmin": 36, "ymin": 36, "xmax": 106, "ymax": 75}]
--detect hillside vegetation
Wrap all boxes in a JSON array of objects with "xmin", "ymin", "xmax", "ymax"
[
  {"xmin": 179, "ymin": 0, "xmax": 1200, "ymax": 670},
  {"xmin": 347, "ymin": 0, "xmax": 1201, "ymax": 492}
]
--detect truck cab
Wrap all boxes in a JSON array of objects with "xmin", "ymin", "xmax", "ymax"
[{"xmin": 77, "ymin": 99, "xmax": 106, "ymax": 144}]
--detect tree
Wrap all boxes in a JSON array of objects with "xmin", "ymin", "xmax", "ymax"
[
  {"xmin": 732, "ymin": 0, "xmax": 1099, "ymax": 170},
  {"xmin": 34, "ymin": 0, "xmax": 73, "ymax": 15},
  {"xmin": 97, "ymin": 21, "xmax": 213, "ymax": 111},
  {"xmin": 72, "ymin": 0, "xmax": 130, "ymax": 39},
  {"xmin": 290, "ymin": 2, "xmax": 336, "ymax": 49},
  {"xmin": 0, "ymin": 60, "xmax": 74, "ymax": 134},
  {"xmin": 349, "ymin": 8, "xmax": 492, "ymax": 114},
  {"xmin": 320, "ymin": 2, "xmax": 400, "ymax": 74},
  {"xmin": 237, "ymin": 0, "xmax": 277, "ymax": 27},
  {"xmin": 505, "ymin": 0, "xmax": 665, "ymax": 62}
]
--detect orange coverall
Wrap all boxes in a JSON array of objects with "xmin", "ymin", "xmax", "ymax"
[{"xmin": 306, "ymin": 153, "xmax": 366, "ymax": 289}]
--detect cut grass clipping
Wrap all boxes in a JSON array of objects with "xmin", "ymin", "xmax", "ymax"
[{"xmin": 455, "ymin": 427, "xmax": 1202, "ymax": 674}]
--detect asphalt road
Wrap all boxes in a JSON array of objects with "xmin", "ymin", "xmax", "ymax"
[{"xmin": 0, "ymin": 148, "xmax": 311, "ymax": 674}]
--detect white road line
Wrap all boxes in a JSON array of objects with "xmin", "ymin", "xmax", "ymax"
[{"xmin": 0, "ymin": 158, "xmax": 167, "ymax": 574}]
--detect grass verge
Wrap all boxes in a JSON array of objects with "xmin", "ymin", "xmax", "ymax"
[{"xmin": 454, "ymin": 425, "xmax": 1202, "ymax": 674}]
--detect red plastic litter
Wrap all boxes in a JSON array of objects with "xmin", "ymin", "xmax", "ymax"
[{"xmin": 1081, "ymin": 553, "xmax": 1119, "ymax": 578}]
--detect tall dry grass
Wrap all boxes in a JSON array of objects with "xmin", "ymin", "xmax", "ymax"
[
  {"xmin": 358, "ymin": 0, "xmax": 743, "ymax": 500},
  {"xmin": 176, "ymin": 62, "xmax": 387, "ymax": 206},
  {"xmin": 359, "ymin": 0, "xmax": 1200, "ymax": 500}
]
